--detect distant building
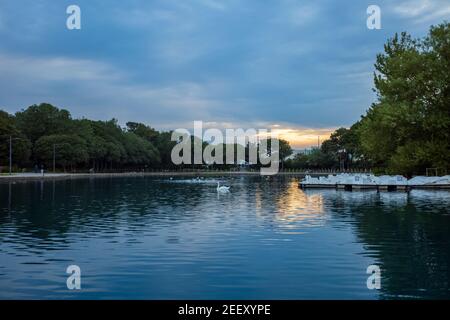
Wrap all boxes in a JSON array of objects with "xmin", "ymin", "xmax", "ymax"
[
  {"xmin": 285, "ymin": 147, "xmax": 318, "ymax": 160},
  {"xmin": 298, "ymin": 147, "xmax": 320, "ymax": 156}
]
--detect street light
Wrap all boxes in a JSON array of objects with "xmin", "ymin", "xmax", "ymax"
[
  {"xmin": 1, "ymin": 135, "xmax": 24, "ymax": 175},
  {"xmin": 338, "ymin": 148, "xmax": 347, "ymax": 172},
  {"xmin": 9, "ymin": 136, "xmax": 12, "ymax": 175},
  {"xmin": 53, "ymin": 144, "xmax": 61, "ymax": 173}
]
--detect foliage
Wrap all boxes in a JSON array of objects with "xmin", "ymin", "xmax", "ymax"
[
  {"xmin": 0, "ymin": 104, "xmax": 166, "ymax": 171},
  {"xmin": 34, "ymin": 134, "xmax": 88, "ymax": 169},
  {"xmin": 357, "ymin": 22, "xmax": 450, "ymax": 175},
  {"xmin": 0, "ymin": 110, "xmax": 31, "ymax": 168},
  {"xmin": 287, "ymin": 22, "xmax": 450, "ymax": 175}
]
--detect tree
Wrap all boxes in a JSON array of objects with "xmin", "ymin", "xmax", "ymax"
[
  {"xmin": 279, "ymin": 139, "xmax": 293, "ymax": 169},
  {"xmin": 72, "ymin": 119, "xmax": 107, "ymax": 170},
  {"xmin": 90, "ymin": 120, "xmax": 126, "ymax": 170},
  {"xmin": 15, "ymin": 103, "xmax": 72, "ymax": 144},
  {"xmin": 34, "ymin": 134, "xmax": 88, "ymax": 171},
  {"xmin": 126, "ymin": 122, "xmax": 159, "ymax": 143},
  {"xmin": 358, "ymin": 22, "xmax": 450, "ymax": 175},
  {"xmin": 125, "ymin": 122, "xmax": 162, "ymax": 167},
  {"xmin": 0, "ymin": 110, "xmax": 31, "ymax": 169},
  {"xmin": 122, "ymin": 132, "xmax": 160, "ymax": 167},
  {"xmin": 320, "ymin": 124, "xmax": 366, "ymax": 169},
  {"xmin": 154, "ymin": 131, "xmax": 177, "ymax": 168}
]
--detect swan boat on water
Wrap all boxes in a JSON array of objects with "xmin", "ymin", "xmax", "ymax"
[{"xmin": 299, "ymin": 173, "xmax": 450, "ymax": 190}]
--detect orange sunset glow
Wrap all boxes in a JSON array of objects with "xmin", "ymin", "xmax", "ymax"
[{"xmin": 258, "ymin": 126, "xmax": 336, "ymax": 149}]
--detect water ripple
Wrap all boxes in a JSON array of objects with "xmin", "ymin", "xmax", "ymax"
[{"xmin": 0, "ymin": 176, "xmax": 449, "ymax": 299}]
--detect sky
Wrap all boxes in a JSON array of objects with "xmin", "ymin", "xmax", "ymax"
[{"xmin": 0, "ymin": 0, "xmax": 449, "ymax": 148}]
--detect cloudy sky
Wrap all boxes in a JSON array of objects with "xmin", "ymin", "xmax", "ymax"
[{"xmin": 0, "ymin": 0, "xmax": 448, "ymax": 147}]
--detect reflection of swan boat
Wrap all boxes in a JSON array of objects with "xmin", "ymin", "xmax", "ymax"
[
  {"xmin": 302, "ymin": 188, "xmax": 449, "ymax": 209},
  {"xmin": 409, "ymin": 189, "xmax": 450, "ymax": 204}
]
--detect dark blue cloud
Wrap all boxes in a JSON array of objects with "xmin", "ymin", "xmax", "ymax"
[{"xmin": 0, "ymin": 0, "xmax": 448, "ymax": 137}]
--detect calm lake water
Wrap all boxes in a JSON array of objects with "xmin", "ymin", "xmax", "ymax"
[{"xmin": 0, "ymin": 176, "xmax": 449, "ymax": 299}]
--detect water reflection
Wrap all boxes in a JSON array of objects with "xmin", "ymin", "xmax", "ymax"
[
  {"xmin": 274, "ymin": 182, "xmax": 325, "ymax": 229},
  {"xmin": 0, "ymin": 177, "xmax": 449, "ymax": 299},
  {"xmin": 315, "ymin": 189, "xmax": 450, "ymax": 299}
]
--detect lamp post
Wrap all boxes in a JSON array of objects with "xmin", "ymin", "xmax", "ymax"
[
  {"xmin": 9, "ymin": 136, "xmax": 12, "ymax": 175},
  {"xmin": 338, "ymin": 148, "xmax": 347, "ymax": 172},
  {"xmin": 2, "ymin": 135, "xmax": 23, "ymax": 175},
  {"xmin": 53, "ymin": 144, "xmax": 61, "ymax": 173}
]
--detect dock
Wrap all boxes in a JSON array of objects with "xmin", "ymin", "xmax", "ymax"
[{"xmin": 299, "ymin": 173, "xmax": 450, "ymax": 191}]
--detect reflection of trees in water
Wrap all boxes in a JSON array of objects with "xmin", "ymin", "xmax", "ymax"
[
  {"xmin": 319, "ymin": 189, "xmax": 450, "ymax": 299},
  {"xmin": 0, "ymin": 178, "xmax": 206, "ymax": 252},
  {"xmin": 2, "ymin": 177, "xmax": 449, "ymax": 298}
]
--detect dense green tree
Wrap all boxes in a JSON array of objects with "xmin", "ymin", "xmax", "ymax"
[
  {"xmin": 122, "ymin": 132, "xmax": 160, "ymax": 167},
  {"xmin": 90, "ymin": 120, "xmax": 127, "ymax": 170},
  {"xmin": 15, "ymin": 103, "xmax": 72, "ymax": 144},
  {"xmin": 0, "ymin": 110, "xmax": 31, "ymax": 170},
  {"xmin": 358, "ymin": 22, "xmax": 450, "ymax": 175},
  {"xmin": 34, "ymin": 134, "xmax": 88, "ymax": 171},
  {"xmin": 1, "ymin": 105, "xmax": 169, "ymax": 172},
  {"xmin": 72, "ymin": 119, "xmax": 107, "ymax": 170},
  {"xmin": 295, "ymin": 22, "xmax": 450, "ymax": 174},
  {"xmin": 126, "ymin": 122, "xmax": 159, "ymax": 143},
  {"xmin": 320, "ymin": 123, "xmax": 366, "ymax": 169},
  {"xmin": 125, "ymin": 122, "xmax": 163, "ymax": 167},
  {"xmin": 278, "ymin": 139, "xmax": 293, "ymax": 169},
  {"xmin": 154, "ymin": 131, "xmax": 177, "ymax": 168}
]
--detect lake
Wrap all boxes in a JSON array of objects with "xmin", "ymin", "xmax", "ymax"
[{"xmin": 0, "ymin": 176, "xmax": 449, "ymax": 299}]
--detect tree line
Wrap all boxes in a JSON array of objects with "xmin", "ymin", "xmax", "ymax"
[
  {"xmin": 286, "ymin": 22, "xmax": 450, "ymax": 176},
  {"xmin": 0, "ymin": 103, "xmax": 294, "ymax": 172},
  {"xmin": 0, "ymin": 104, "xmax": 172, "ymax": 172}
]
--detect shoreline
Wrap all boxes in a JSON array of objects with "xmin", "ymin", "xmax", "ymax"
[
  {"xmin": 2, "ymin": 172, "xmax": 449, "ymax": 190},
  {"xmin": 0, "ymin": 171, "xmax": 312, "ymax": 183}
]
